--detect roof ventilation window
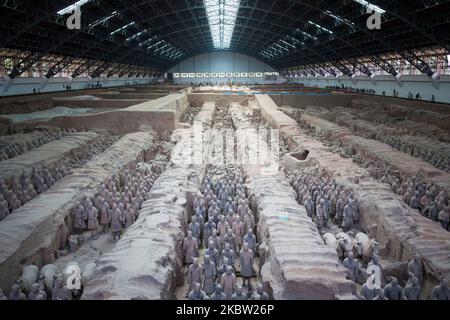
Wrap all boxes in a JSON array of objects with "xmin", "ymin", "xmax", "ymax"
[
  {"xmin": 57, "ymin": 0, "xmax": 92, "ymax": 15},
  {"xmin": 353, "ymin": 0, "xmax": 386, "ymax": 14}
]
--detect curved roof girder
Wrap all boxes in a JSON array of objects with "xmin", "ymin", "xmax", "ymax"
[{"xmin": 1, "ymin": 0, "xmax": 449, "ymax": 77}]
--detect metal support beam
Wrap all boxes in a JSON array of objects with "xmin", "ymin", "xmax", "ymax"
[{"xmin": 8, "ymin": 52, "xmax": 44, "ymax": 79}]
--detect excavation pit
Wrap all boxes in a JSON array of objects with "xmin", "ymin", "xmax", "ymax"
[{"xmin": 0, "ymin": 85, "xmax": 449, "ymax": 301}]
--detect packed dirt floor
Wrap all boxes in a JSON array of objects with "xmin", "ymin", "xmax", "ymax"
[{"xmin": 0, "ymin": 84, "xmax": 449, "ymax": 300}]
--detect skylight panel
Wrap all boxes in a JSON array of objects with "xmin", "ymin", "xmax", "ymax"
[
  {"xmin": 259, "ymin": 41, "xmax": 292, "ymax": 61},
  {"xmin": 139, "ymin": 36, "xmax": 158, "ymax": 47},
  {"xmin": 154, "ymin": 44, "xmax": 169, "ymax": 53},
  {"xmin": 275, "ymin": 43, "xmax": 289, "ymax": 51},
  {"xmin": 353, "ymin": 0, "xmax": 386, "ymax": 14},
  {"xmin": 89, "ymin": 11, "xmax": 119, "ymax": 28},
  {"xmin": 204, "ymin": 0, "xmax": 241, "ymax": 49},
  {"xmin": 295, "ymin": 29, "xmax": 318, "ymax": 41},
  {"xmin": 324, "ymin": 10, "xmax": 355, "ymax": 27},
  {"xmin": 147, "ymin": 40, "xmax": 163, "ymax": 50},
  {"xmin": 110, "ymin": 22, "xmax": 136, "ymax": 36},
  {"xmin": 161, "ymin": 47, "xmax": 175, "ymax": 55},
  {"xmin": 308, "ymin": 20, "xmax": 333, "ymax": 34},
  {"xmin": 146, "ymin": 41, "xmax": 184, "ymax": 60},
  {"xmin": 268, "ymin": 46, "xmax": 283, "ymax": 55},
  {"xmin": 286, "ymin": 35, "xmax": 303, "ymax": 46},
  {"xmin": 171, "ymin": 52, "xmax": 182, "ymax": 58},
  {"xmin": 280, "ymin": 39, "xmax": 296, "ymax": 49},
  {"xmin": 127, "ymin": 29, "xmax": 151, "ymax": 42},
  {"xmin": 57, "ymin": 0, "xmax": 92, "ymax": 15},
  {"xmin": 59, "ymin": 1, "xmax": 185, "ymax": 62}
]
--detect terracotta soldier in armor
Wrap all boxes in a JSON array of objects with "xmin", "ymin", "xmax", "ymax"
[
  {"xmin": 220, "ymin": 266, "xmax": 236, "ymax": 299},
  {"xmin": 188, "ymin": 216, "xmax": 202, "ymax": 246},
  {"xmin": 243, "ymin": 229, "xmax": 257, "ymax": 253},
  {"xmin": 182, "ymin": 231, "xmax": 199, "ymax": 265},
  {"xmin": 72, "ymin": 201, "xmax": 86, "ymax": 234},
  {"xmin": 342, "ymin": 203, "xmax": 354, "ymax": 231},
  {"xmin": 9, "ymin": 284, "xmax": 26, "ymax": 300},
  {"xmin": 304, "ymin": 195, "xmax": 314, "ymax": 218},
  {"xmin": 188, "ymin": 283, "xmax": 208, "ymax": 300},
  {"xmin": 86, "ymin": 201, "xmax": 99, "ymax": 240},
  {"xmin": 231, "ymin": 285, "xmax": 247, "ymax": 300},
  {"xmin": 209, "ymin": 284, "xmax": 227, "ymax": 300},
  {"xmin": 432, "ymin": 278, "xmax": 449, "ymax": 300},
  {"xmin": 52, "ymin": 277, "xmax": 72, "ymax": 300},
  {"xmin": 28, "ymin": 283, "xmax": 47, "ymax": 300},
  {"xmin": 99, "ymin": 197, "xmax": 110, "ymax": 233},
  {"xmin": 203, "ymin": 217, "xmax": 216, "ymax": 245},
  {"xmin": 202, "ymin": 255, "xmax": 216, "ymax": 295},
  {"xmin": 251, "ymin": 284, "xmax": 270, "ymax": 300},
  {"xmin": 407, "ymin": 254, "xmax": 423, "ymax": 284},
  {"xmin": 243, "ymin": 212, "xmax": 255, "ymax": 233},
  {"xmin": 404, "ymin": 276, "xmax": 421, "ymax": 300},
  {"xmin": 232, "ymin": 215, "xmax": 244, "ymax": 250},
  {"xmin": 239, "ymin": 242, "xmax": 255, "ymax": 290},
  {"xmin": 384, "ymin": 277, "xmax": 403, "ymax": 300},
  {"xmin": 316, "ymin": 198, "xmax": 327, "ymax": 229},
  {"xmin": 205, "ymin": 240, "xmax": 220, "ymax": 267},
  {"xmin": 110, "ymin": 203, "xmax": 123, "ymax": 242},
  {"xmin": 0, "ymin": 202, "xmax": 8, "ymax": 221},
  {"xmin": 217, "ymin": 215, "xmax": 229, "ymax": 239},
  {"xmin": 187, "ymin": 258, "xmax": 203, "ymax": 294}
]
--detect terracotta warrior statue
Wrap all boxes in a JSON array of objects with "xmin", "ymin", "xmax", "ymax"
[
  {"xmin": 187, "ymin": 258, "xmax": 203, "ymax": 294},
  {"xmin": 202, "ymin": 254, "xmax": 216, "ymax": 295},
  {"xmin": 182, "ymin": 231, "xmax": 199, "ymax": 265},
  {"xmin": 220, "ymin": 266, "xmax": 236, "ymax": 299},
  {"xmin": 188, "ymin": 283, "xmax": 208, "ymax": 300},
  {"xmin": 239, "ymin": 242, "xmax": 255, "ymax": 290}
]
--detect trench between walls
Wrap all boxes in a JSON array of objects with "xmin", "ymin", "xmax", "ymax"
[
  {"xmin": 171, "ymin": 111, "xmax": 216, "ymax": 299},
  {"xmin": 277, "ymin": 114, "xmax": 446, "ymax": 297},
  {"xmin": 0, "ymin": 131, "xmax": 156, "ymax": 293},
  {"xmin": 173, "ymin": 100, "xmax": 273, "ymax": 299},
  {"xmin": 228, "ymin": 102, "xmax": 356, "ymax": 299}
]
